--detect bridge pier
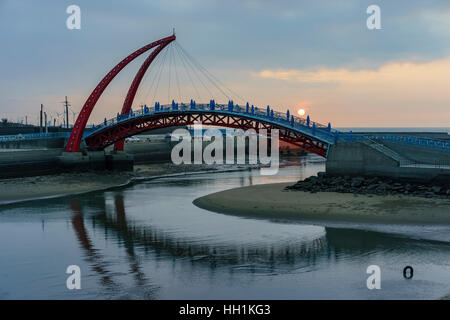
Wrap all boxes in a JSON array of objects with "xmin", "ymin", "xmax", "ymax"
[
  {"xmin": 58, "ymin": 152, "xmax": 90, "ymax": 169},
  {"xmin": 58, "ymin": 151, "xmax": 134, "ymax": 171},
  {"xmin": 105, "ymin": 151, "xmax": 134, "ymax": 171},
  {"xmin": 87, "ymin": 151, "xmax": 108, "ymax": 170}
]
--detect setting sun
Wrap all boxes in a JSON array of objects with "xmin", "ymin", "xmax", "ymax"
[{"xmin": 297, "ymin": 109, "xmax": 305, "ymax": 116}]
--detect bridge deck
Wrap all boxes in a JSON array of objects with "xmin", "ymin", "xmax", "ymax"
[
  {"xmin": 85, "ymin": 102, "xmax": 450, "ymax": 152},
  {"xmin": 88, "ymin": 102, "xmax": 337, "ymax": 145}
]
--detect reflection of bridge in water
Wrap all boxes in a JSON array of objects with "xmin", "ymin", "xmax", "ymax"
[
  {"xmin": 67, "ymin": 187, "xmax": 448, "ymax": 294},
  {"xmin": 70, "ymin": 193, "xmax": 328, "ymax": 272},
  {"xmin": 70, "ymin": 199, "xmax": 158, "ymax": 298}
]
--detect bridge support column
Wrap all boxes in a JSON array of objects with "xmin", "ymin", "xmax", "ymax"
[
  {"xmin": 105, "ymin": 151, "xmax": 134, "ymax": 171},
  {"xmin": 58, "ymin": 152, "xmax": 90, "ymax": 169},
  {"xmin": 58, "ymin": 151, "xmax": 133, "ymax": 171},
  {"xmin": 58, "ymin": 151, "xmax": 107, "ymax": 170},
  {"xmin": 87, "ymin": 151, "xmax": 108, "ymax": 170}
]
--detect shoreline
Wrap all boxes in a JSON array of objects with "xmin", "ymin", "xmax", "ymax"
[
  {"xmin": 193, "ymin": 182, "xmax": 450, "ymax": 225},
  {"xmin": 0, "ymin": 163, "xmax": 256, "ymax": 206}
]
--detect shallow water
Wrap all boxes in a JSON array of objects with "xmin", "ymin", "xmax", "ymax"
[{"xmin": 0, "ymin": 156, "xmax": 449, "ymax": 299}]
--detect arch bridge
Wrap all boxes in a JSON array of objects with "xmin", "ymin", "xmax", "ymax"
[
  {"xmin": 84, "ymin": 101, "xmax": 336, "ymax": 158},
  {"xmin": 64, "ymin": 33, "xmax": 337, "ymax": 159},
  {"xmin": 63, "ymin": 33, "xmax": 449, "ymax": 167}
]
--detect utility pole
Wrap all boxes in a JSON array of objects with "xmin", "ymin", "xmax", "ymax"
[
  {"xmin": 40, "ymin": 104, "xmax": 43, "ymax": 133},
  {"xmin": 63, "ymin": 96, "xmax": 71, "ymax": 129},
  {"xmin": 44, "ymin": 112, "xmax": 48, "ymax": 133}
]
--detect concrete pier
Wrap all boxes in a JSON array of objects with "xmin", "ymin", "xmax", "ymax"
[
  {"xmin": 0, "ymin": 149, "xmax": 64, "ymax": 178},
  {"xmin": 58, "ymin": 150, "xmax": 134, "ymax": 171},
  {"xmin": 105, "ymin": 151, "xmax": 134, "ymax": 170}
]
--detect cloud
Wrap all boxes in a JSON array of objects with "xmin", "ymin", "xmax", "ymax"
[{"xmin": 254, "ymin": 58, "xmax": 450, "ymax": 85}]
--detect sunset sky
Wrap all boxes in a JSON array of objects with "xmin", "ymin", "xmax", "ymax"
[{"xmin": 1, "ymin": 0, "xmax": 449, "ymax": 127}]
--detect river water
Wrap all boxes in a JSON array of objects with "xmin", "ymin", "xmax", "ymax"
[{"xmin": 0, "ymin": 156, "xmax": 449, "ymax": 299}]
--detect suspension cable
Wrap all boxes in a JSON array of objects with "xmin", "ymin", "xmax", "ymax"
[
  {"xmin": 152, "ymin": 44, "xmax": 170, "ymax": 104},
  {"xmin": 176, "ymin": 42, "xmax": 244, "ymax": 102},
  {"xmin": 176, "ymin": 42, "xmax": 230, "ymax": 100},
  {"xmin": 173, "ymin": 44, "xmax": 182, "ymax": 102},
  {"xmin": 167, "ymin": 43, "xmax": 173, "ymax": 104},
  {"xmin": 173, "ymin": 41, "xmax": 201, "ymax": 101},
  {"xmin": 141, "ymin": 46, "xmax": 165, "ymax": 104},
  {"xmin": 174, "ymin": 42, "xmax": 214, "ymax": 100}
]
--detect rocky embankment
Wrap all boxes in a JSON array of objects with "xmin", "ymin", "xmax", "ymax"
[{"xmin": 286, "ymin": 172, "xmax": 450, "ymax": 199}]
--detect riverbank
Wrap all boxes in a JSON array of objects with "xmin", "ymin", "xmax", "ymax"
[
  {"xmin": 0, "ymin": 163, "xmax": 250, "ymax": 205},
  {"xmin": 193, "ymin": 182, "xmax": 450, "ymax": 224}
]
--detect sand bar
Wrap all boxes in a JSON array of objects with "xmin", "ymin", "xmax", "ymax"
[
  {"xmin": 193, "ymin": 182, "xmax": 450, "ymax": 224},
  {"xmin": 0, "ymin": 163, "xmax": 219, "ymax": 205}
]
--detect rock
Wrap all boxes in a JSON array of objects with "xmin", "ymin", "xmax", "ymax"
[
  {"xmin": 351, "ymin": 180, "xmax": 362, "ymax": 187},
  {"xmin": 431, "ymin": 186, "xmax": 441, "ymax": 193},
  {"xmin": 351, "ymin": 177, "xmax": 364, "ymax": 188},
  {"xmin": 317, "ymin": 172, "xmax": 327, "ymax": 178},
  {"xmin": 377, "ymin": 183, "xmax": 390, "ymax": 191},
  {"xmin": 285, "ymin": 174, "xmax": 450, "ymax": 199}
]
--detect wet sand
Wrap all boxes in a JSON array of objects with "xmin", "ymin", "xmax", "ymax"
[
  {"xmin": 0, "ymin": 163, "xmax": 220, "ymax": 205},
  {"xmin": 193, "ymin": 182, "xmax": 450, "ymax": 224}
]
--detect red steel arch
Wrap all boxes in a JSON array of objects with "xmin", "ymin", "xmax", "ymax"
[
  {"xmin": 65, "ymin": 34, "xmax": 176, "ymax": 153},
  {"xmin": 113, "ymin": 41, "xmax": 172, "ymax": 152}
]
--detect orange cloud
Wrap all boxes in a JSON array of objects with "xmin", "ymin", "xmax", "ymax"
[{"xmin": 255, "ymin": 58, "xmax": 450, "ymax": 85}]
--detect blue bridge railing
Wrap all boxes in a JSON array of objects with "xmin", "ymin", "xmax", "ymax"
[
  {"xmin": 339, "ymin": 132, "xmax": 450, "ymax": 151},
  {"xmin": 88, "ymin": 100, "xmax": 338, "ymax": 145},
  {"xmin": 0, "ymin": 132, "xmax": 70, "ymax": 142}
]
